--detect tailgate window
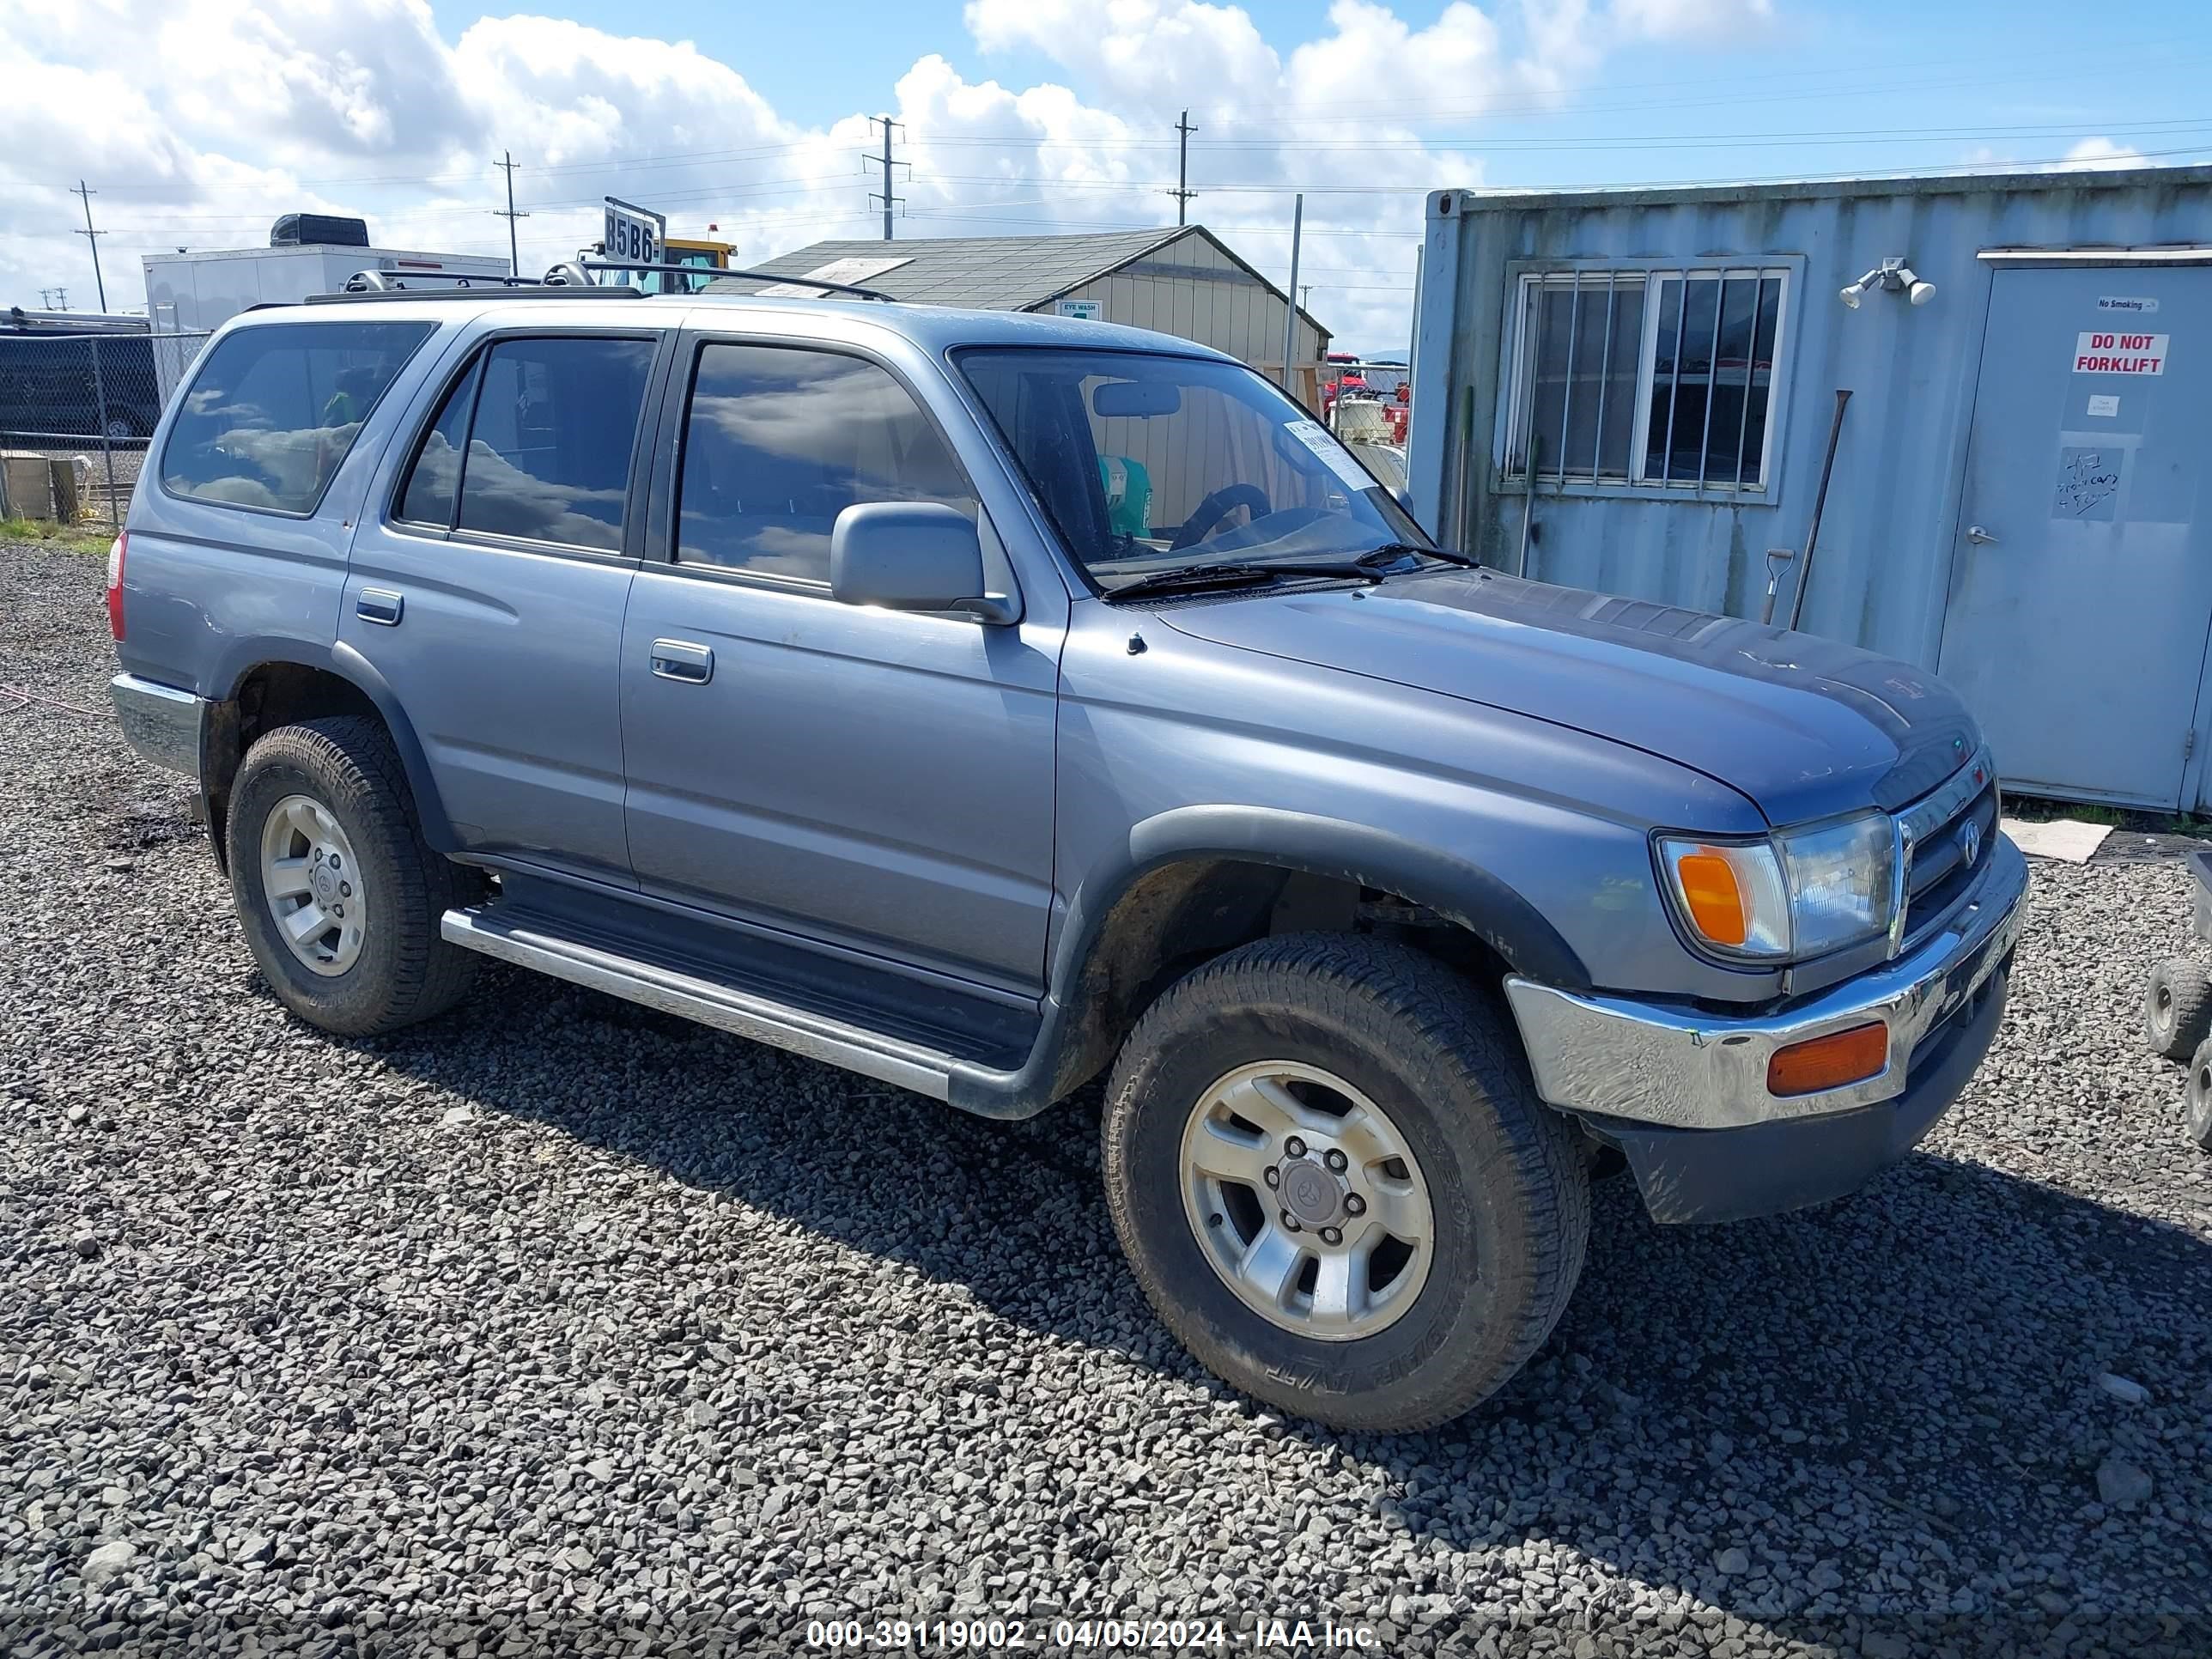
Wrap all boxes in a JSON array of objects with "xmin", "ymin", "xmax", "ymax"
[{"xmin": 161, "ymin": 320, "xmax": 434, "ymax": 515}]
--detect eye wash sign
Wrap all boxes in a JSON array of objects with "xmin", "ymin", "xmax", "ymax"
[{"xmin": 2074, "ymin": 331, "xmax": 2167, "ymax": 375}]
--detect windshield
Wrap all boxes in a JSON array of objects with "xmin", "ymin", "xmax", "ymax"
[{"xmin": 958, "ymin": 347, "xmax": 1429, "ymax": 592}]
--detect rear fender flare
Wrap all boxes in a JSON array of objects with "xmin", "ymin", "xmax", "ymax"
[{"xmin": 205, "ymin": 638, "xmax": 458, "ymax": 857}]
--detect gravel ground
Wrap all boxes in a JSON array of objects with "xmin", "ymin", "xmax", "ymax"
[{"xmin": 4, "ymin": 537, "xmax": 2209, "ymax": 1658}]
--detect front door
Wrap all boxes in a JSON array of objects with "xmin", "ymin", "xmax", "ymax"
[
  {"xmin": 1937, "ymin": 265, "xmax": 2212, "ymax": 807},
  {"xmin": 618, "ymin": 337, "xmax": 1060, "ymax": 993}
]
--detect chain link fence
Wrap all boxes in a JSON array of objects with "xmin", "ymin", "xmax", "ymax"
[{"xmin": 0, "ymin": 328, "xmax": 211, "ymax": 527}]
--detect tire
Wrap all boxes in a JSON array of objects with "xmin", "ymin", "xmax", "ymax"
[
  {"xmin": 2146, "ymin": 957, "xmax": 2212, "ymax": 1061},
  {"xmin": 227, "ymin": 716, "xmax": 477, "ymax": 1036},
  {"xmin": 2186, "ymin": 1039, "xmax": 2212, "ymax": 1150},
  {"xmin": 1101, "ymin": 933, "xmax": 1590, "ymax": 1432}
]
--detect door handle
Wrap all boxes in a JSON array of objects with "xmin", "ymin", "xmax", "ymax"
[
  {"xmin": 650, "ymin": 639, "xmax": 714, "ymax": 684},
  {"xmin": 356, "ymin": 587, "xmax": 404, "ymax": 626},
  {"xmin": 1965, "ymin": 525, "xmax": 1999, "ymax": 545}
]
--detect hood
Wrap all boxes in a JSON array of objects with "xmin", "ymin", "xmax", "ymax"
[{"xmin": 1154, "ymin": 568, "xmax": 1978, "ymax": 825}]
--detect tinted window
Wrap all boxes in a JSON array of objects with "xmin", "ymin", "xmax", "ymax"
[
  {"xmin": 453, "ymin": 337, "xmax": 654, "ymax": 550},
  {"xmin": 395, "ymin": 359, "xmax": 479, "ymax": 528},
  {"xmin": 676, "ymin": 343, "xmax": 975, "ymax": 581},
  {"xmin": 161, "ymin": 321, "xmax": 433, "ymax": 514}
]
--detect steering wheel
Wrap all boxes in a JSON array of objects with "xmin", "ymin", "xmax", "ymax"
[{"xmin": 1170, "ymin": 483, "xmax": 1273, "ymax": 551}]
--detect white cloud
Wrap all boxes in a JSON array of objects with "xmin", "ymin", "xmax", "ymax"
[
  {"xmin": 2058, "ymin": 137, "xmax": 2145, "ymax": 172},
  {"xmin": 0, "ymin": 0, "xmax": 1719, "ymax": 348}
]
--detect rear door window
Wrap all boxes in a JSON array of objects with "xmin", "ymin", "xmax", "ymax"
[
  {"xmin": 674, "ymin": 342, "xmax": 975, "ymax": 582},
  {"xmin": 160, "ymin": 321, "xmax": 434, "ymax": 514},
  {"xmin": 453, "ymin": 337, "xmax": 655, "ymax": 550}
]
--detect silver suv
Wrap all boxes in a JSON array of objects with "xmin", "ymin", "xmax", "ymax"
[{"xmin": 109, "ymin": 276, "xmax": 2025, "ymax": 1430}]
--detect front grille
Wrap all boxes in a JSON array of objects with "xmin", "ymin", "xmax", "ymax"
[{"xmin": 1897, "ymin": 761, "xmax": 1999, "ymax": 951}]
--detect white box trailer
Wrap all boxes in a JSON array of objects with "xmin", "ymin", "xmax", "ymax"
[{"xmin": 141, "ymin": 243, "xmax": 511, "ymax": 398}]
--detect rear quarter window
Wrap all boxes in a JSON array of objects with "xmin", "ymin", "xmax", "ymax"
[{"xmin": 160, "ymin": 320, "xmax": 435, "ymax": 515}]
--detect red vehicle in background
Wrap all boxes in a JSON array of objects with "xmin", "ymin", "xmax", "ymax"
[{"xmin": 1322, "ymin": 356, "xmax": 1410, "ymax": 447}]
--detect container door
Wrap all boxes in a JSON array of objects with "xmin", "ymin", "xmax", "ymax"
[{"xmin": 1937, "ymin": 265, "xmax": 2212, "ymax": 808}]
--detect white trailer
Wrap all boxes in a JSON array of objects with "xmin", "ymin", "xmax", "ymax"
[{"xmin": 141, "ymin": 243, "xmax": 510, "ymax": 398}]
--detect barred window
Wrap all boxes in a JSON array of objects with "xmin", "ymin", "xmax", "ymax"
[{"xmin": 1506, "ymin": 267, "xmax": 1788, "ymax": 493}]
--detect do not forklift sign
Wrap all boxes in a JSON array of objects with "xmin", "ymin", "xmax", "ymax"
[{"xmin": 2074, "ymin": 331, "xmax": 2167, "ymax": 374}]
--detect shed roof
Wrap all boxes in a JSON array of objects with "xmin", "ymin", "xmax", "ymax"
[{"xmin": 707, "ymin": 228, "xmax": 1183, "ymax": 310}]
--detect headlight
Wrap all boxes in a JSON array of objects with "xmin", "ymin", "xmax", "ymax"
[{"xmin": 1657, "ymin": 813, "xmax": 1897, "ymax": 963}]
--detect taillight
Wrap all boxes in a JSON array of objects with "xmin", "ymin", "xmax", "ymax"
[{"xmin": 106, "ymin": 532, "xmax": 126, "ymax": 641}]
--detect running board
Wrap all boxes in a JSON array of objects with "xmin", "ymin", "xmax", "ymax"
[{"xmin": 441, "ymin": 905, "xmax": 957, "ymax": 1100}]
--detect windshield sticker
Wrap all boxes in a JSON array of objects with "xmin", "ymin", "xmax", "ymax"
[{"xmin": 1284, "ymin": 418, "xmax": 1379, "ymax": 493}]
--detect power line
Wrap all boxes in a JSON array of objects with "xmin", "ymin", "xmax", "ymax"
[
  {"xmin": 493, "ymin": 151, "xmax": 528, "ymax": 276},
  {"xmin": 1172, "ymin": 111, "xmax": 1196, "ymax": 226},
  {"xmin": 71, "ymin": 180, "xmax": 108, "ymax": 312}
]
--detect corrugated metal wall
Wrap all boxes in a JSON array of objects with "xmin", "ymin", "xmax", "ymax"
[
  {"xmin": 1058, "ymin": 230, "xmax": 1328, "ymax": 403},
  {"xmin": 1053, "ymin": 230, "xmax": 1331, "ymax": 526},
  {"xmin": 1409, "ymin": 167, "xmax": 2212, "ymax": 674}
]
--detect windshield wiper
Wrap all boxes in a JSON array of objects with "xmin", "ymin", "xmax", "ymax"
[
  {"xmin": 1365, "ymin": 540, "xmax": 1483, "ymax": 569},
  {"xmin": 1102, "ymin": 552, "xmax": 1407, "ymax": 604}
]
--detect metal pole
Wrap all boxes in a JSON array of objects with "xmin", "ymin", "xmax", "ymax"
[
  {"xmin": 73, "ymin": 181, "xmax": 107, "ymax": 313},
  {"xmin": 88, "ymin": 335, "xmax": 118, "ymax": 527},
  {"xmin": 881, "ymin": 118, "xmax": 895, "ymax": 241},
  {"xmin": 1280, "ymin": 193, "xmax": 1304, "ymax": 398},
  {"xmin": 1787, "ymin": 389, "xmax": 1853, "ymax": 631},
  {"xmin": 1175, "ymin": 111, "xmax": 1194, "ymax": 226},
  {"xmin": 495, "ymin": 151, "xmax": 527, "ymax": 277}
]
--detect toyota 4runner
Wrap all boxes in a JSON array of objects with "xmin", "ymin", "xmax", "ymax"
[{"xmin": 108, "ymin": 275, "xmax": 2026, "ymax": 1431}]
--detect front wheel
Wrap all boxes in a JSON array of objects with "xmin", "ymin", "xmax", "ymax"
[
  {"xmin": 227, "ymin": 716, "xmax": 477, "ymax": 1036},
  {"xmin": 1101, "ymin": 933, "xmax": 1590, "ymax": 1432}
]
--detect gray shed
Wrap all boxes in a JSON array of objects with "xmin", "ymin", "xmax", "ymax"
[{"xmin": 710, "ymin": 227, "xmax": 1332, "ymax": 407}]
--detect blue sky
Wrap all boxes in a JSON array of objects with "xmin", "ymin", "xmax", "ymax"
[{"xmin": 8, "ymin": 0, "xmax": 2209, "ymax": 350}]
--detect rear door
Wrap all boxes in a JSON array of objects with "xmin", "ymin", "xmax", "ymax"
[
  {"xmin": 1938, "ymin": 265, "xmax": 2212, "ymax": 806},
  {"xmin": 343, "ymin": 325, "xmax": 667, "ymax": 883},
  {"xmin": 617, "ymin": 330, "xmax": 1061, "ymax": 992}
]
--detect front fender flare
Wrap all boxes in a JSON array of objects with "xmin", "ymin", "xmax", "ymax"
[{"xmin": 1085, "ymin": 805, "xmax": 1591, "ymax": 992}]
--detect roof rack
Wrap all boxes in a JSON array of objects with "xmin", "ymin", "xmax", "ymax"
[
  {"xmin": 578, "ymin": 258, "xmax": 896, "ymax": 301},
  {"xmin": 302, "ymin": 263, "xmax": 629, "ymax": 304}
]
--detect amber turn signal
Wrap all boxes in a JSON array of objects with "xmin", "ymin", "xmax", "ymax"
[
  {"xmin": 1766, "ymin": 1022, "xmax": 1889, "ymax": 1097},
  {"xmin": 1674, "ymin": 851, "xmax": 1747, "ymax": 947}
]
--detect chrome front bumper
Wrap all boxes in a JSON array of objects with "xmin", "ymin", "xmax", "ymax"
[
  {"xmin": 1504, "ymin": 832, "xmax": 2027, "ymax": 1132},
  {"xmin": 111, "ymin": 673, "xmax": 205, "ymax": 778}
]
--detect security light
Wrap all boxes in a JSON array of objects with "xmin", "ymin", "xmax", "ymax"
[{"xmin": 1839, "ymin": 257, "xmax": 1933, "ymax": 308}]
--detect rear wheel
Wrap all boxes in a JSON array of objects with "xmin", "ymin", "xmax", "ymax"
[
  {"xmin": 227, "ymin": 716, "xmax": 477, "ymax": 1036},
  {"xmin": 1101, "ymin": 933, "xmax": 1589, "ymax": 1432},
  {"xmin": 2147, "ymin": 957, "xmax": 2212, "ymax": 1061}
]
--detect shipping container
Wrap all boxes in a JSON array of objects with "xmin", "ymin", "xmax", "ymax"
[{"xmin": 1407, "ymin": 162, "xmax": 2212, "ymax": 811}]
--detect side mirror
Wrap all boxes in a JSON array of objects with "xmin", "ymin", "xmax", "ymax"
[{"xmin": 830, "ymin": 502, "xmax": 1016, "ymax": 624}]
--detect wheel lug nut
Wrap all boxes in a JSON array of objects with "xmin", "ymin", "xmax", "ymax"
[
  {"xmin": 1285, "ymin": 1136, "xmax": 1306, "ymax": 1158},
  {"xmin": 1263, "ymin": 1167, "xmax": 1280, "ymax": 1188},
  {"xmin": 1344, "ymin": 1193, "xmax": 1366, "ymax": 1217},
  {"xmin": 333, "ymin": 904, "xmax": 344, "ymax": 917},
  {"xmin": 329, "ymin": 855, "xmax": 341, "ymax": 870},
  {"xmin": 340, "ymin": 882, "xmax": 352, "ymax": 897},
  {"xmin": 1280, "ymin": 1211, "xmax": 1301, "ymax": 1232},
  {"xmin": 1324, "ymin": 1148, "xmax": 1347, "ymax": 1172},
  {"xmin": 1321, "ymin": 1226, "xmax": 1342, "ymax": 1246}
]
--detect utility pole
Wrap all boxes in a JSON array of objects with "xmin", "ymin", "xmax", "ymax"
[
  {"xmin": 493, "ymin": 151, "xmax": 528, "ymax": 276},
  {"xmin": 51, "ymin": 287, "xmax": 69, "ymax": 313},
  {"xmin": 1280, "ymin": 193, "xmax": 1304, "ymax": 398},
  {"xmin": 72, "ymin": 180, "xmax": 107, "ymax": 313},
  {"xmin": 869, "ymin": 116, "xmax": 905, "ymax": 241},
  {"xmin": 1171, "ymin": 111, "xmax": 1196, "ymax": 226}
]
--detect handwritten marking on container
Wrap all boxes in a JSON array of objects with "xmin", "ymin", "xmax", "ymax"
[
  {"xmin": 2055, "ymin": 447, "xmax": 2121, "ymax": 521},
  {"xmin": 2074, "ymin": 331, "xmax": 2166, "ymax": 375}
]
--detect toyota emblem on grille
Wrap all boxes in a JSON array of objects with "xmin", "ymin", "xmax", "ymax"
[{"xmin": 1960, "ymin": 819, "xmax": 1982, "ymax": 869}]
